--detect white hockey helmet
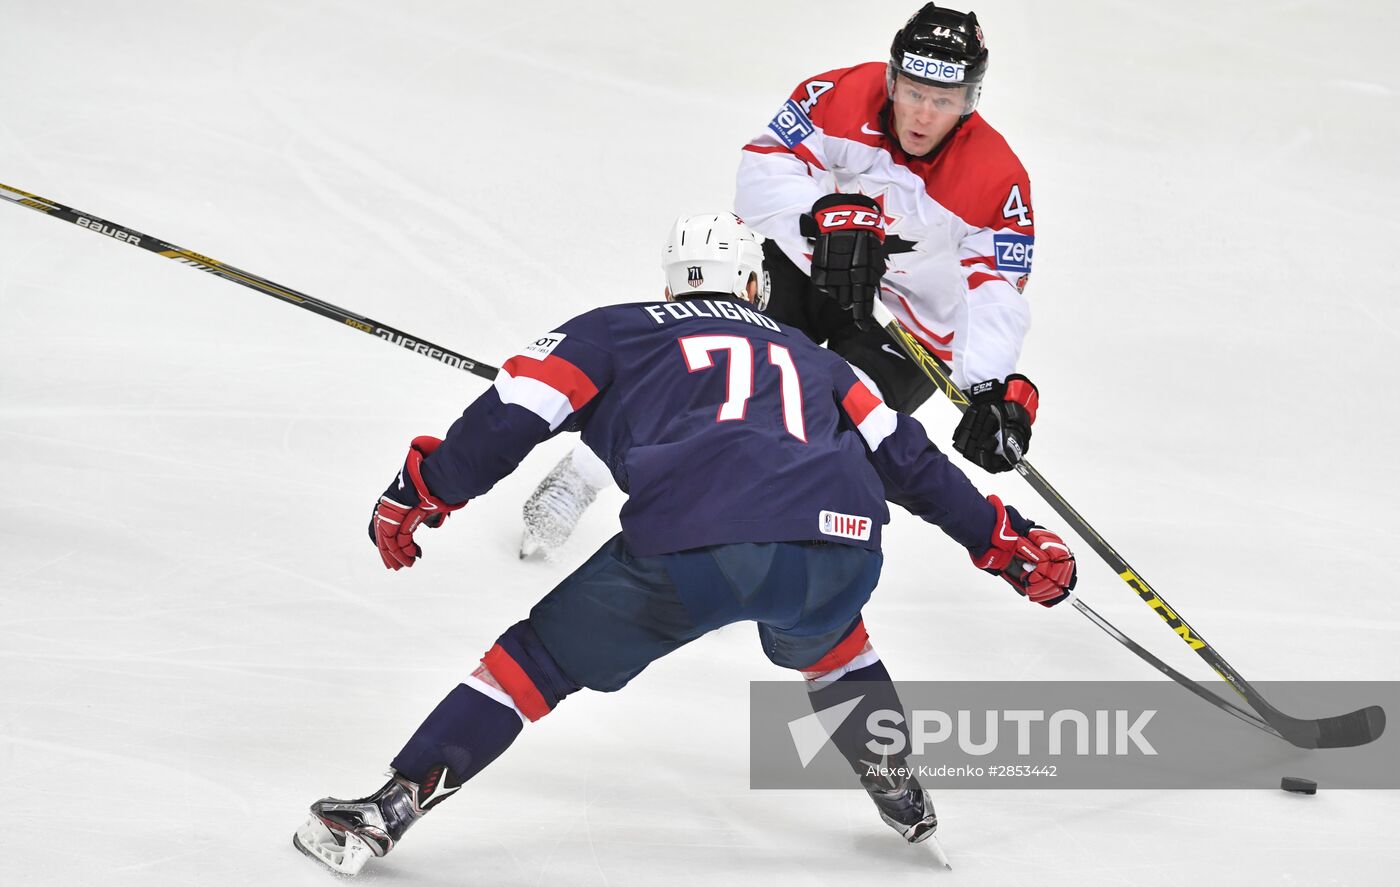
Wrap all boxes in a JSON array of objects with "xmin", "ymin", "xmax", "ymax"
[{"xmin": 661, "ymin": 213, "xmax": 770, "ymax": 311}]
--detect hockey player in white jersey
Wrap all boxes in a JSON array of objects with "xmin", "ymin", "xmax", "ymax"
[{"xmin": 520, "ymin": 3, "xmax": 1043, "ymax": 558}]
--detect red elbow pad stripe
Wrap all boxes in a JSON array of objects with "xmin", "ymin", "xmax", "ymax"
[
  {"xmin": 1005, "ymin": 377, "xmax": 1039, "ymax": 424},
  {"xmin": 840, "ymin": 381, "xmax": 882, "ymax": 426},
  {"xmin": 800, "ymin": 620, "xmax": 871, "ymax": 674},
  {"xmin": 482, "ymin": 644, "xmax": 552, "ymax": 722},
  {"xmin": 501, "ymin": 354, "xmax": 600, "ymax": 410}
]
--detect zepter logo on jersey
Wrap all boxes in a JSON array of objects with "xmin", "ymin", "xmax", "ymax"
[{"xmin": 900, "ymin": 52, "xmax": 966, "ymax": 83}]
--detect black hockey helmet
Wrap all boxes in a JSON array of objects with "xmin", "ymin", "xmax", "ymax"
[{"xmin": 887, "ymin": 4, "xmax": 989, "ymax": 113}]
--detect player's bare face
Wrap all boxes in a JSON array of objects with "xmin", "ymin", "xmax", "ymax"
[{"xmin": 890, "ymin": 75, "xmax": 966, "ymax": 155}]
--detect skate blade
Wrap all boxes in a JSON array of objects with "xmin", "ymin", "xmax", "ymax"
[
  {"xmin": 293, "ymin": 814, "xmax": 374, "ymax": 876},
  {"xmin": 923, "ymin": 834, "xmax": 952, "ymax": 870},
  {"xmin": 519, "ymin": 533, "xmax": 549, "ymax": 561}
]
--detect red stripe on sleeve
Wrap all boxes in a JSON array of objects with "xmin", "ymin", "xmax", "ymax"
[
  {"xmin": 482, "ymin": 644, "xmax": 551, "ymax": 722},
  {"xmin": 967, "ymin": 271, "xmax": 1004, "ymax": 290},
  {"xmin": 501, "ymin": 354, "xmax": 599, "ymax": 410},
  {"xmin": 892, "ymin": 294, "xmax": 955, "ymax": 363},
  {"xmin": 793, "ymin": 143, "xmax": 826, "ymax": 171},
  {"xmin": 960, "ymin": 255, "xmax": 995, "ymax": 268},
  {"xmin": 743, "ymin": 143, "xmax": 796, "ymax": 155},
  {"xmin": 840, "ymin": 381, "xmax": 882, "ymax": 426},
  {"xmin": 801, "ymin": 620, "xmax": 871, "ymax": 673},
  {"xmin": 911, "ymin": 334, "xmax": 953, "ymax": 362}
]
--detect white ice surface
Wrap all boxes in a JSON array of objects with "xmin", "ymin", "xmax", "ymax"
[{"xmin": 2, "ymin": 2, "xmax": 1399, "ymax": 885}]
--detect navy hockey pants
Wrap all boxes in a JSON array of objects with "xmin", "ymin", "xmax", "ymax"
[{"xmin": 529, "ymin": 533, "xmax": 883, "ymax": 693}]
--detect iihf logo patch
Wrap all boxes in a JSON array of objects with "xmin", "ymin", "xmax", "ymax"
[
  {"xmin": 687, "ymin": 266, "xmax": 704, "ymax": 288},
  {"xmin": 819, "ymin": 510, "xmax": 872, "ymax": 541}
]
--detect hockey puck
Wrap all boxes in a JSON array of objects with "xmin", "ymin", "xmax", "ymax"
[{"xmin": 1280, "ymin": 777, "xmax": 1317, "ymax": 795}]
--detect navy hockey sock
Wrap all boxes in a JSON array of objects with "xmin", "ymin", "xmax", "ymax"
[
  {"xmin": 806, "ymin": 659, "xmax": 913, "ymax": 784},
  {"xmin": 391, "ymin": 682, "xmax": 523, "ymax": 785},
  {"xmin": 391, "ymin": 620, "xmax": 580, "ymax": 785}
]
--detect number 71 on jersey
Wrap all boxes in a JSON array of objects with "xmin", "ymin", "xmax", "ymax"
[{"xmin": 679, "ymin": 335, "xmax": 807, "ymax": 442}]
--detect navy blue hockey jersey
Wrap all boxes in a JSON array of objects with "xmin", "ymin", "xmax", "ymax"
[{"xmin": 421, "ymin": 297, "xmax": 998, "ymax": 557}]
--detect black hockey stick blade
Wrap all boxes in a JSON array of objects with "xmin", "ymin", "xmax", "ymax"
[
  {"xmin": 1262, "ymin": 702, "xmax": 1386, "ymax": 750},
  {"xmin": 1075, "ymin": 599, "xmax": 1389, "ymax": 748}
]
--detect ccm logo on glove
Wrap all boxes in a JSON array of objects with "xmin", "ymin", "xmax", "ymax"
[
  {"xmin": 800, "ymin": 193, "xmax": 889, "ymax": 332},
  {"xmin": 814, "ymin": 208, "xmax": 884, "ymax": 236}
]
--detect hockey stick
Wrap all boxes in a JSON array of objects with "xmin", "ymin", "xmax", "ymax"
[
  {"xmin": 1071, "ymin": 598, "xmax": 1281, "ymax": 738},
  {"xmin": 6, "ymin": 181, "xmax": 1378, "ymax": 746},
  {"xmin": 871, "ymin": 299, "xmax": 1385, "ymax": 749},
  {"xmin": 0, "ymin": 183, "xmax": 501, "ymax": 382}
]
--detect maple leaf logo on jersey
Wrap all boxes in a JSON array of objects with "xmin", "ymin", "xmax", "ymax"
[{"xmin": 864, "ymin": 190, "xmax": 918, "ymax": 258}]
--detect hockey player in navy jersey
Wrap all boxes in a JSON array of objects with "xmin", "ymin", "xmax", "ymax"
[
  {"xmin": 522, "ymin": 4, "xmax": 1044, "ymax": 558},
  {"xmin": 293, "ymin": 214, "xmax": 1077, "ymax": 876}
]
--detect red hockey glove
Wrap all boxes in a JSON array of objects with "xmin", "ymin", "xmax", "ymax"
[
  {"xmin": 799, "ymin": 193, "xmax": 887, "ymax": 331},
  {"xmin": 970, "ymin": 495, "xmax": 1075, "ymax": 607},
  {"xmin": 952, "ymin": 374, "xmax": 1038, "ymax": 474},
  {"xmin": 369, "ymin": 436, "xmax": 465, "ymax": 570}
]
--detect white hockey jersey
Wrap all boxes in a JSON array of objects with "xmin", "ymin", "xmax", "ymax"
[{"xmin": 736, "ymin": 62, "xmax": 1035, "ymax": 389}]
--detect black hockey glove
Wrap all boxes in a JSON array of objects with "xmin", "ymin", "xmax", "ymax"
[
  {"xmin": 952, "ymin": 374, "xmax": 1039, "ymax": 474},
  {"xmin": 799, "ymin": 193, "xmax": 887, "ymax": 331}
]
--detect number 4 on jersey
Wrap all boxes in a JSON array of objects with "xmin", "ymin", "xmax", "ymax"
[
  {"xmin": 798, "ymin": 80, "xmax": 834, "ymax": 115},
  {"xmin": 1002, "ymin": 184, "xmax": 1032, "ymax": 227},
  {"xmin": 679, "ymin": 335, "xmax": 807, "ymax": 442}
]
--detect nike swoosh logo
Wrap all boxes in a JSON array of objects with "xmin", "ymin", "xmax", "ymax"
[
  {"xmin": 861, "ymin": 123, "xmax": 881, "ymax": 136},
  {"xmin": 880, "ymin": 343, "xmax": 906, "ymax": 360}
]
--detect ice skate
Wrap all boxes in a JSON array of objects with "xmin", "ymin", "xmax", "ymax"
[
  {"xmin": 520, "ymin": 452, "xmax": 601, "ymax": 559},
  {"xmin": 861, "ymin": 772, "xmax": 951, "ymax": 867},
  {"xmin": 864, "ymin": 774, "xmax": 938, "ymax": 843},
  {"xmin": 293, "ymin": 766, "xmax": 457, "ymax": 876}
]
